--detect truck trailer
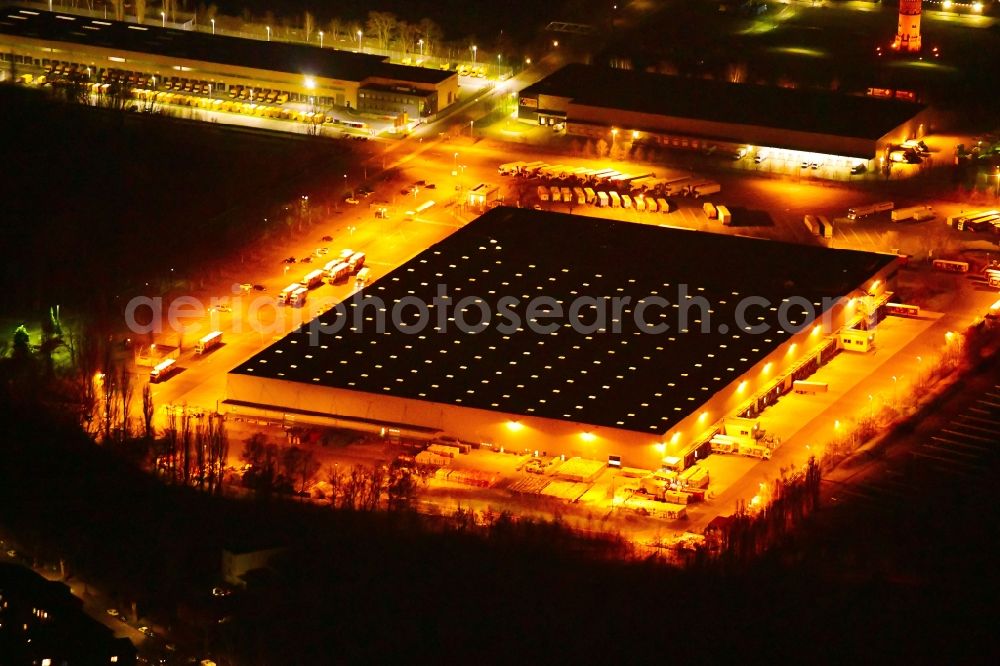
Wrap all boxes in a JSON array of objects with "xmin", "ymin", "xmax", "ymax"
[{"xmin": 847, "ymin": 201, "xmax": 894, "ymax": 220}]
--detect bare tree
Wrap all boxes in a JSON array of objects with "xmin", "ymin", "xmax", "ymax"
[
  {"xmin": 397, "ymin": 21, "xmax": 420, "ymax": 55},
  {"xmin": 303, "ymin": 11, "xmax": 315, "ymax": 43},
  {"xmin": 141, "ymin": 383, "xmax": 155, "ymax": 441},
  {"xmin": 327, "ymin": 17, "xmax": 344, "ymax": 43},
  {"xmin": 135, "ymin": 0, "xmax": 147, "ymax": 24},
  {"xmin": 417, "ymin": 18, "xmax": 442, "ymax": 57},
  {"xmin": 365, "ymin": 11, "xmax": 397, "ymax": 51},
  {"xmin": 109, "ymin": 0, "xmax": 125, "ymax": 21},
  {"xmin": 117, "ymin": 365, "xmax": 134, "ymax": 441}
]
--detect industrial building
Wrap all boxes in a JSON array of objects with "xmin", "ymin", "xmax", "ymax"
[
  {"xmin": 226, "ymin": 208, "xmax": 898, "ymax": 470},
  {"xmin": 518, "ymin": 64, "xmax": 933, "ymax": 173},
  {"xmin": 0, "ymin": 6, "xmax": 458, "ymax": 118}
]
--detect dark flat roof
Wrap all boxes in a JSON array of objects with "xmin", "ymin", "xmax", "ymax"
[
  {"xmin": 0, "ymin": 6, "xmax": 451, "ymax": 85},
  {"xmin": 522, "ymin": 63, "xmax": 924, "ymax": 141},
  {"xmin": 232, "ymin": 208, "xmax": 893, "ymax": 435}
]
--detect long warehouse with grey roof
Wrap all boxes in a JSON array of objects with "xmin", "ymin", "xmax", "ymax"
[
  {"xmin": 226, "ymin": 208, "xmax": 898, "ymax": 469},
  {"xmin": 518, "ymin": 63, "xmax": 934, "ymax": 173},
  {"xmin": 0, "ymin": 5, "xmax": 458, "ymax": 116}
]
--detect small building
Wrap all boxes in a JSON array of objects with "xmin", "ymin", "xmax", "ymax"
[
  {"xmin": 0, "ymin": 563, "xmax": 136, "ymax": 664},
  {"xmin": 221, "ymin": 542, "xmax": 286, "ymax": 588}
]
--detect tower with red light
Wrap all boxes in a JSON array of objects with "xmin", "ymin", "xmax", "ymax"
[{"xmin": 892, "ymin": 0, "xmax": 923, "ymax": 53}]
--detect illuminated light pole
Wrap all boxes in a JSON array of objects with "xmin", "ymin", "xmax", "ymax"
[
  {"xmin": 211, "ymin": 18, "xmax": 215, "ymax": 35},
  {"xmin": 357, "ymin": 30, "xmax": 363, "ymax": 51},
  {"xmin": 471, "ymin": 45, "xmax": 478, "ymax": 65},
  {"xmin": 266, "ymin": 25, "xmax": 271, "ymax": 41},
  {"xmin": 418, "ymin": 39, "xmax": 424, "ymax": 57},
  {"xmin": 319, "ymin": 30, "xmax": 324, "ymax": 48},
  {"xmin": 161, "ymin": 11, "xmax": 165, "ymax": 27}
]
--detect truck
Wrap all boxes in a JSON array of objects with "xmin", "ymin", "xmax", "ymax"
[
  {"xmin": 891, "ymin": 205, "xmax": 934, "ymax": 222},
  {"xmin": 560, "ymin": 187, "xmax": 573, "ymax": 203},
  {"xmin": 663, "ymin": 177, "xmax": 694, "ymax": 196},
  {"xmin": 537, "ymin": 185, "xmax": 549, "ymax": 202},
  {"xmin": 150, "ymin": 358, "xmax": 178, "ymax": 383},
  {"xmin": 846, "ymin": 201, "xmax": 894, "ymax": 219},
  {"xmin": 803, "ymin": 214, "xmax": 818, "ymax": 235},
  {"xmin": 609, "ymin": 191, "xmax": 621, "ymax": 208},
  {"xmin": 279, "ymin": 283, "xmax": 300, "ymax": 304},
  {"xmin": 597, "ymin": 192, "xmax": 609, "ymax": 207},
  {"xmin": 348, "ymin": 251, "xmax": 366, "ymax": 272},
  {"xmin": 327, "ymin": 262, "xmax": 351, "ymax": 283},
  {"xmin": 550, "ymin": 186, "xmax": 561, "ymax": 202},
  {"xmin": 583, "ymin": 187, "xmax": 597, "ymax": 204},
  {"xmin": 497, "ymin": 161, "xmax": 524, "ymax": 175},
  {"xmin": 194, "ymin": 331, "xmax": 223, "ymax": 355},
  {"xmin": 301, "ymin": 269, "xmax": 325, "ymax": 289},
  {"xmin": 573, "ymin": 187, "xmax": 587, "ymax": 205},
  {"xmin": 657, "ymin": 198, "xmax": 670, "ymax": 213},
  {"xmin": 634, "ymin": 196, "xmax": 646, "ymax": 212},
  {"xmin": 716, "ymin": 205, "xmax": 732, "ymax": 226},
  {"xmin": 289, "ymin": 287, "xmax": 308, "ymax": 307},
  {"xmin": 621, "ymin": 194, "xmax": 633, "ymax": 209},
  {"xmin": 355, "ymin": 266, "xmax": 371, "ymax": 286},
  {"xmin": 645, "ymin": 197, "xmax": 658, "ymax": 213},
  {"xmin": 793, "ymin": 380, "xmax": 829, "ymax": 394},
  {"xmin": 703, "ymin": 202, "xmax": 717, "ymax": 219},
  {"xmin": 688, "ymin": 181, "xmax": 721, "ymax": 198},
  {"xmin": 817, "ymin": 215, "xmax": 833, "ymax": 238}
]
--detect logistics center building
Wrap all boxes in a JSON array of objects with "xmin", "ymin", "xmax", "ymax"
[
  {"xmin": 518, "ymin": 64, "xmax": 933, "ymax": 173},
  {"xmin": 0, "ymin": 6, "xmax": 458, "ymax": 118},
  {"xmin": 226, "ymin": 208, "xmax": 898, "ymax": 471}
]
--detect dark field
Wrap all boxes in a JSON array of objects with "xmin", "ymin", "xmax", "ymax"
[
  {"xmin": 602, "ymin": 1, "xmax": 1000, "ymax": 123},
  {"xmin": 0, "ymin": 86, "xmax": 351, "ymax": 315}
]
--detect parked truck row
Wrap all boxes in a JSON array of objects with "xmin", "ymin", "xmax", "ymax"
[
  {"xmin": 501, "ymin": 161, "xmax": 720, "ymax": 204},
  {"xmin": 279, "ymin": 249, "xmax": 368, "ymax": 307}
]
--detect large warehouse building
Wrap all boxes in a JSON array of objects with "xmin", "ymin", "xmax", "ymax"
[
  {"xmin": 226, "ymin": 209, "xmax": 898, "ymax": 471},
  {"xmin": 518, "ymin": 64, "xmax": 933, "ymax": 173},
  {"xmin": 0, "ymin": 6, "xmax": 458, "ymax": 118}
]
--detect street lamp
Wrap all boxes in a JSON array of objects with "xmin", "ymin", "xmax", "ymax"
[
  {"xmin": 319, "ymin": 30, "xmax": 324, "ymax": 48},
  {"xmin": 357, "ymin": 30, "xmax": 363, "ymax": 51},
  {"xmin": 452, "ymin": 152, "xmax": 459, "ymax": 176},
  {"xmin": 160, "ymin": 11, "xmax": 165, "ymax": 27},
  {"xmin": 418, "ymin": 39, "xmax": 424, "ymax": 57},
  {"xmin": 266, "ymin": 25, "xmax": 271, "ymax": 41},
  {"xmin": 471, "ymin": 45, "xmax": 477, "ymax": 64},
  {"xmin": 211, "ymin": 18, "xmax": 215, "ymax": 35}
]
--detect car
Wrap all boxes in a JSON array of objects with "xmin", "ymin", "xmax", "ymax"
[
  {"xmin": 283, "ymin": 256, "xmax": 296, "ymax": 264},
  {"xmin": 400, "ymin": 187, "xmax": 411, "ymax": 195},
  {"xmin": 414, "ymin": 179, "xmax": 426, "ymax": 187},
  {"xmin": 165, "ymin": 644, "xmax": 176, "ymax": 652},
  {"xmin": 357, "ymin": 187, "xmax": 374, "ymax": 196},
  {"xmin": 238, "ymin": 283, "xmax": 252, "ymax": 293},
  {"xmin": 801, "ymin": 161, "xmax": 810, "ymax": 169},
  {"xmin": 850, "ymin": 163, "xmax": 867, "ymax": 175},
  {"xmin": 810, "ymin": 162, "xmax": 820, "ymax": 170},
  {"xmin": 300, "ymin": 256, "xmax": 312, "ymax": 264},
  {"xmin": 754, "ymin": 155, "xmax": 767, "ymax": 164},
  {"xmin": 106, "ymin": 608, "xmax": 119, "ymax": 617},
  {"xmin": 321, "ymin": 235, "xmax": 333, "ymax": 242},
  {"xmin": 426, "ymin": 183, "xmax": 436, "ymax": 189},
  {"xmin": 138, "ymin": 626, "xmax": 155, "ymax": 637},
  {"xmin": 5, "ymin": 549, "xmax": 16, "ymax": 558},
  {"xmin": 532, "ymin": 204, "xmax": 542, "ymax": 210},
  {"xmin": 212, "ymin": 586, "xmax": 233, "ymax": 597},
  {"xmin": 314, "ymin": 247, "xmax": 329, "ymax": 257},
  {"xmin": 345, "ymin": 197, "xmax": 360, "ymax": 205},
  {"xmin": 252, "ymin": 284, "xmax": 267, "ymax": 292}
]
